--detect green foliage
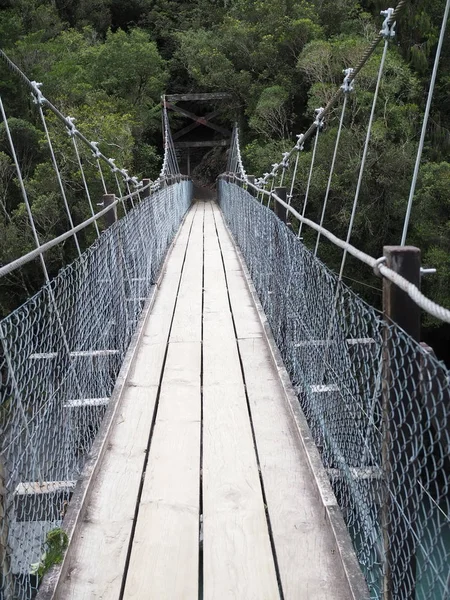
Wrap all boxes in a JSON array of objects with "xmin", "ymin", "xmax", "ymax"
[
  {"xmin": 0, "ymin": 118, "xmax": 44, "ymax": 179},
  {"xmin": 249, "ymin": 85, "xmax": 290, "ymax": 139},
  {"xmin": 0, "ymin": 0, "xmax": 449, "ymax": 349},
  {"xmin": 88, "ymin": 28, "xmax": 167, "ymax": 106},
  {"xmin": 30, "ymin": 528, "xmax": 69, "ymax": 579}
]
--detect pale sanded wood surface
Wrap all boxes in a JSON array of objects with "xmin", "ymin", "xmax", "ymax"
[
  {"xmin": 56, "ymin": 208, "xmax": 197, "ymax": 600},
  {"xmin": 57, "ymin": 200, "xmax": 354, "ymax": 600},
  {"xmin": 213, "ymin": 203, "xmax": 352, "ymax": 599},
  {"xmin": 202, "ymin": 203, "xmax": 280, "ymax": 600},
  {"xmin": 123, "ymin": 204, "xmax": 205, "ymax": 599}
]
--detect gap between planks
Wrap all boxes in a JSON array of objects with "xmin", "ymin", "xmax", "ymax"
[
  {"xmin": 55, "ymin": 205, "xmax": 199, "ymax": 600},
  {"xmin": 121, "ymin": 202, "xmax": 205, "ymax": 599},
  {"xmin": 212, "ymin": 202, "xmax": 354, "ymax": 600}
]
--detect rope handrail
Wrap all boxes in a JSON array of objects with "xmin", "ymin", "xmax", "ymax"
[
  {"xmin": 0, "ymin": 177, "xmax": 189, "ymax": 279},
  {"xmin": 0, "ymin": 48, "xmax": 189, "ymax": 280},
  {"xmin": 223, "ymin": 176, "xmax": 450, "ymax": 324},
  {"xmin": 0, "ymin": 48, "xmax": 145, "ymax": 189},
  {"xmin": 241, "ymin": 1, "xmax": 406, "ymax": 187}
]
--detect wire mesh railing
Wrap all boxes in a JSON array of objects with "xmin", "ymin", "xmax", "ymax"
[
  {"xmin": 218, "ymin": 179, "xmax": 450, "ymax": 600},
  {"xmin": 0, "ymin": 179, "xmax": 192, "ymax": 600}
]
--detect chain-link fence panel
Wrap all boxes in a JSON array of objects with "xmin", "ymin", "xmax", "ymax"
[
  {"xmin": 218, "ymin": 180, "xmax": 449, "ymax": 600},
  {"xmin": 0, "ymin": 180, "xmax": 192, "ymax": 600}
]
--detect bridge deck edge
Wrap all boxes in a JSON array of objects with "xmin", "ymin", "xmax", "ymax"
[
  {"xmin": 34, "ymin": 209, "xmax": 192, "ymax": 600},
  {"xmin": 219, "ymin": 209, "xmax": 370, "ymax": 600}
]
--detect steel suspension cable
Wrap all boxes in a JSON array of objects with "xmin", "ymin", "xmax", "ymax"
[
  {"xmin": 0, "ymin": 96, "xmax": 50, "ymax": 284},
  {"xmin": 287, "ymin": 152, "xmax": 300, "ymax": 208},
  {"xmin": 338, "ymin": 38, "xmax": 390, "ymax": 281},
  {"xmin": 97, "ymin": 158, "xmax": 108, "ymax": 194},
  {"xmin": 0, "ymin": 96, "xmax": 84, "ymax": 399},
  {"xmin": 37, "ymin": 104, "xmax": 82, "ymax": 257},
  {"xmin": 252, "ymin": 3, "xmax": 405, "ymax": 187},
  {"xmin": 298, "ymin": 109, "xmax": 324, "ymax": 237},
  {"xmin": 69, "ymin": 127, "xmax": 100, "ymax": 238},
  {"xmin": 314, "ymin": 93, "xmax": 349, "ymax": 256},
  {"xmin": 401, "ymin": 0, "xmax": 450, "ymax": 245},
  {"xmin": 114, "ymin": 170, "xmax": 128, "ymax": 214},
  {"xmin": 125, "ymin": 177, "xmax": 135, "ymax": 208},
  {"xmin": 287, "ymin": 135, "xmax": 305, "ymax": 212}
]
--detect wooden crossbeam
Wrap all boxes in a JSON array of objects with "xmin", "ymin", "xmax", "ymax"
[
  {"xmin": 294, "ymin": 338, "xmax": 375, "ymax": 348},
  {"xmin": 310, "ymin": 384, "xmax": 340, "ymax": 393},
  {"xmin": 173, "ymin": 109, "xmax": 222, "ymax": 141},
  {"xmin": 29, "ymin": 350, "xmax": 120, "ymax": 359},
  {"xmin": 165, "ymin": 101, "xmax": 231, "ymax": 137},
  {"xmin": 327, "ymin": 467, "xmax": 383, "ymax": 480},
  {"xmin": 165, "ymin": 93, "xmax": 231, "ymax": 102},
  {"xmin": 346, "ymin": 338, "xmax": 376, "ymax": 345},
  {"xmin": 15, "ymin": 481, "xmax": 76, "ymax": 495},
  {"xmin": 64, "ymin": 398, "xmax": 109, "ymax": 408},
  {"xmin": 174, "ymin": 140, "xmax": 230, "ymax": 148}
]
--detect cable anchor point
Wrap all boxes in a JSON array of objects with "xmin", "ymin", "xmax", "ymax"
[
  {"xmin": 66, "ymin": 116, "xmax": 78, "ymax": 137},
  {"xmin": 281, "ymin": 152, "xmax": 290, "ymax": 169},
  {"xmin": 380, "ymin": 8, "xmax": 396, "ymax": 39},
  {"xmin": 295, "ymin": 133, "xmax": 305, "ymax": 151},
  {"xmin": 91, "ymin": 141, "xmax": 101, "ymax": 158},
  {"xmin": 373, "ymin": 256, "xmax": 387, "ymax": 278},
  {"xmin": 421, "ymin": 267, "xmax": 437, "ymax": 276},
  {"xmin": 30, "ymin": 81, "xmax": 45, "ymax": 105},
  {"xmin": 314, "ymin": 107, "xmax": 325, "ymax": 129},
  {"xmin": 130, "ymin": 177, "xmax": 142, "ymax": 188},
  {"xmin": 341, "ymin": 68, "xmax": 355, "ymax": 93}
]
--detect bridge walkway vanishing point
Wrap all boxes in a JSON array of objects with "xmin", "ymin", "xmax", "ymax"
[{"xmin": 47, "ymin": 199, "xmax": 363, "ymax": 600}]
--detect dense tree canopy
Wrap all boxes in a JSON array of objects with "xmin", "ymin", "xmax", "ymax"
[{"xmin": 0, "ymin": 0, "xmax": 449, "ymax": 352}]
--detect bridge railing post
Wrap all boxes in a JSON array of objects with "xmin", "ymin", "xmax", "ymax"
[
  {"xmin": 247, "ymin": 175, "xmax": 256, "ymax": 197},
  {"xmin": 274, "ymin": 187, "xmax": 287, "ymax": 224},
  {"xmin": 381, "ymin": 245, "xmax": 421, "ymax": 600},
  {"xmin": 142, "ymin": 179, "xmax": 151, "ymax": 197},
  {"xmin": 102, "ymin": 194, "xmax": 117, "ymax": 229}
]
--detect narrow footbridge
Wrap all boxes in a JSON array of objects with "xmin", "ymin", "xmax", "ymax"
[
  {"xmin": 1, "ymin": 11, "xmax": 450, "ymax": 599},
  {"xmin": 40, "ymin": 199, "xmax": 358, "ymax": 599}
]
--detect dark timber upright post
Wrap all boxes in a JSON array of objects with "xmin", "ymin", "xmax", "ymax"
[
  {"xmin": 382, "ymin": 246, "xmax": 421, "ymax": 600},
  {"xmin": 247, "ymin": 175, "xmax": 256, "ymax": 197},
  {"xmin": 275, "ymin": 187, "xmax": 287, "ymax": 224},
  {"xmin": 103, "ymin": 194, "xmax": 117, "ymax": 229},
  {"xmin": 142, "ymin": 179, "xmax": 151, "ymax": 193}
]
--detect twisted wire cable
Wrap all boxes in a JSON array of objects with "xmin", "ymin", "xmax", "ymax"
[{"xmin": 401, "ymin": 0, "xmax": 450, "ymax": 245}]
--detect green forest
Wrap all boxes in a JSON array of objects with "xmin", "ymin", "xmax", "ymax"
[{"xmin": 0, "ymin": 0, "xmax": 449, "ymax": 357}]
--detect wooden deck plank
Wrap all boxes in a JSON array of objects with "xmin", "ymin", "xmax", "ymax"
[
  {"xmin": 58, "ymin": 385, "xmax": 159, "ymax": 600},
  {"xmin": 122, "ymin": 206, "xmax": 204, "ymax": 599},
  {"xmin": 202, "ymin": 203, "xmax": 280, "ymax": 600},
  {"xmin": 54, "ymin": 200, "xmax": 359, "ymax": 600},
  {"xmin": 170, "ymin": 203, "xmax": 204, "ymax": 343},
  {"xmin": 57, "ymin": 208, "xmax": 196, "ymax": 600},
  {"xmin": 123, "ymin": 344, "xmax": 202, "ymax": 599},
  {"xmin": 237, "ymin": 338, "xmax": 353, "ymax": 599},
  {"xmin": 213, "ymin": 204, "xmax": 353, "ymax": 599}
]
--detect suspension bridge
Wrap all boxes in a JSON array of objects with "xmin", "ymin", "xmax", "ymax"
[{"xmin": 0, "ymin": 2, "xmax": 449, "ymax": 599}]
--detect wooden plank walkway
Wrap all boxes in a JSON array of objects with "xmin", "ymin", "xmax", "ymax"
[{"xmin": 55, "ymin": 200, "xmax": 356, "ymax": 600}]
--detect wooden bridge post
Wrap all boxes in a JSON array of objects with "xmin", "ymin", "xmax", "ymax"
[
  {"xmin": 142, "ymin": 179, "xmax": 151, "ymax": 195},
  {"xmin": 382, "ymin": 245, "xmax": 421, "ymax": 600},
  {"xmin": 274, "ymin": 187, "xmax": 287, "ymax": 224},
  {"xmin": 102, "ymin": 194, "xmax": 117, "ymax": 229},
  {"xmin": 247, "ymin": 175, "xmax": 256, "ymax": 197}
]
